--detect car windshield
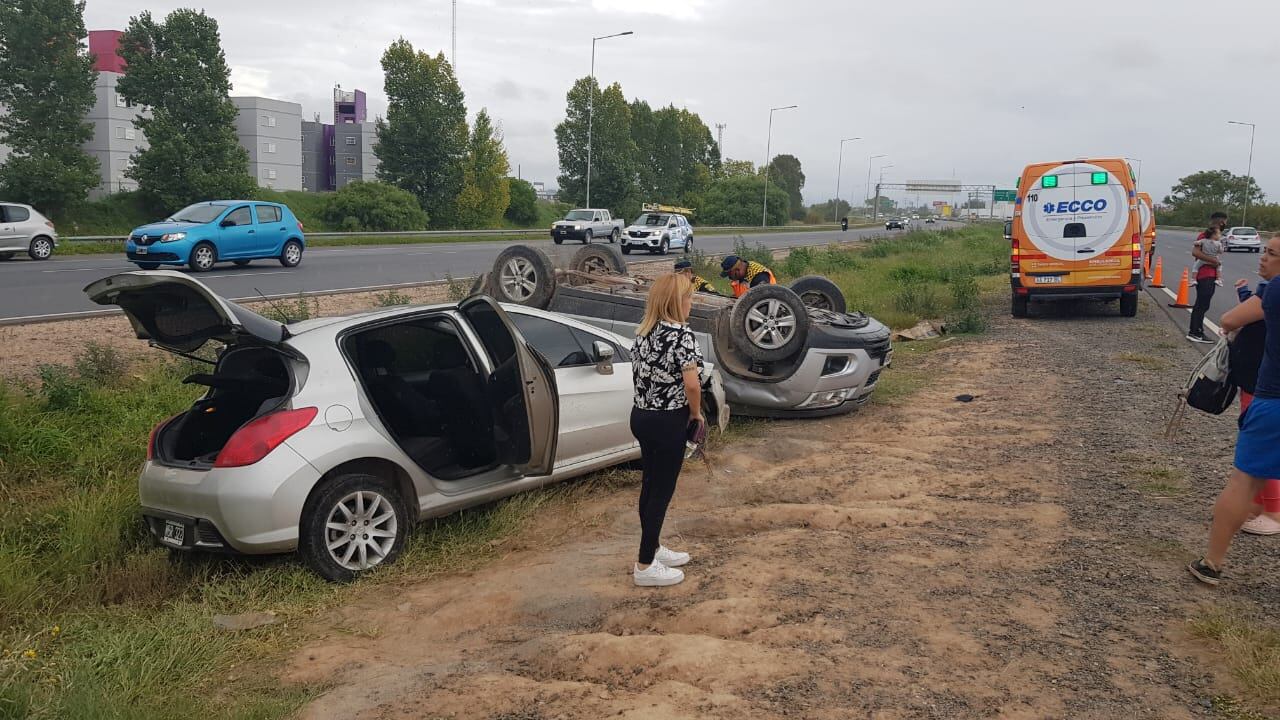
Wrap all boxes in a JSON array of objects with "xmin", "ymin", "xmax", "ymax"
[
  {"xmin": 564, "ymin": 210, "xmax": 594, "ymax": 221},
  {"xmin": 636, "ymin": 214, "xmax": 670, "ymax": 226},
  {"xmin": 1235, "ymin": 227, "xmax": 1258, "ymax": 236},
  {"xmin": 168, "ymin": 204, "xmax": 226, "ymax": 223}
]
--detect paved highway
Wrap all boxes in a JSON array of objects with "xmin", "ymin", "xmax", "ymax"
[
  {"xmin": 1149, "ymin": 227, "xmax": 1269, "ymax": 331},
  {"xmin": 0, "ymin": 220, "xmax": 953, "ymax": 322}
]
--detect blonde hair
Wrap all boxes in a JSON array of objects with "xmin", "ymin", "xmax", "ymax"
[{"xmin": 638, "ymin": 273, "xmax": 694, "ymax": 337}]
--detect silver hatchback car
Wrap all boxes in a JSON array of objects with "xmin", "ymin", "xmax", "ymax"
[
  {"xmin": 86, "ymin": 272, "xmax": 726, "ymax": 581},
  {"xmin": 0, "ymin": 202, "xmax": 58, "ymax": 260}
]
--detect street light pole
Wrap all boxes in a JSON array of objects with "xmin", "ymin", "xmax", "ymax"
[
  {"xmin": 761, "ymin": 104, "xmax": 797, "ymax": 227},
  {"xmin": 874, "ymin": 164, "xmax": 894, "ymax": 221},
  {"xmin": 833, "ymin": 137, "xmax": 861, "ymax": 222},
  {"xmin": 585, "ymin": 30, "xmax": 633, "ymax": 208},
  {"xmin": 1227, "ymin": 120, "xmax": 1257, "ymax": 226},
  {"xmin": 865, "ymin": 154, "xmax": 886, "ymax": 216}
]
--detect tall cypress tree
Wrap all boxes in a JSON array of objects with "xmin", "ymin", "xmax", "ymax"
[
  {"xmin": 0, "ymin": 0, "xmax": 100, "ymax": 214},
  {"xmin": 116, "ymin": 9, "xmax": 254, "ymax": 212}
]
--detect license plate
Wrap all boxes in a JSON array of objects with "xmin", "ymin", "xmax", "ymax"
[
  {"xmin": 1034, "ymin": 275, "xmax": 1063, "ymax": 284},
  {"xmin": 161, "ymin": 520, "xmax": 185, "ymax": 547},
  {"xmin": 136, "ymin": 247, "xmax": 148, "ymax": 255}
]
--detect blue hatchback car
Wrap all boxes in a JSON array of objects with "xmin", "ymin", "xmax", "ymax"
[{"xmin": 126, "ymin": 200, "xmax": 306, "ymax": 272}]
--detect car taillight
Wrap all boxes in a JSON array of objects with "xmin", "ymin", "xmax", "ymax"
[
  {"xmin": 147, "ymin": 413, "xmax": 182, "ymax": 461},
  {"xmin": 214, "ymin": 407, "xmax": 317, "ymax": 468},
  {"xmin": 297, "ymin": 221, "xmax": 305, "ymax": 232},
  {"xmin": 45, "ymin": 221, "xmax": 55, "ymax": 229},
  {"xmin": 1010, "ymin": 235, "xmax": 1020, "ymax": 270},
  {"xmin": 1131, "ymin": 233, "xmax": 1142, "ymax": 264}
]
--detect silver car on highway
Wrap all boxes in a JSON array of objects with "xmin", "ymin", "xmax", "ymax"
[
  {"xmin": 0, "ymin": 202, "xmax": 57, "ymax": 260},
  {"xmin": 85, "ymin": 272, "xmax": 726, "ymax": 581}
]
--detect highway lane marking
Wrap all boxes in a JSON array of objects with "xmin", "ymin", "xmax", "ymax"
[
  {"xmin": 407, "ymin": 250, "xmax": 459, "ymax": 255},
  {"xmin": 1155, "ymin": 284, "xmax": 1222, "ymax": 336},
  {"xmin": 202, "ymin": 270, "xmax": 293, "ymax": 280},
  {"xmin": 41, "ymin": 265, "xmax": 131, "ymax": 273}
]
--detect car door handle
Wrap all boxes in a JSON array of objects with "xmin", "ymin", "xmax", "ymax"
[{"xmin": 248, "ymin": 230, "xmax": 255, "ymax": 234}]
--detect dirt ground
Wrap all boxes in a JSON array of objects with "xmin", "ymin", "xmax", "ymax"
[{"xmin": 276, "ymin": 296, "xmax": 1278, "ymax": 719}]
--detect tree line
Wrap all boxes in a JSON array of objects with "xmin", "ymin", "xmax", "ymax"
[
  {"xmin": 0, "ymin": 2, "xmax": 529, "ymax": 232},
  {"xmin": 1159, "ymin": 169, "xmax": 1280, "ymax": 230}
]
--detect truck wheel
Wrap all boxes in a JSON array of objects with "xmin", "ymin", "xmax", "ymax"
[
  {"xmin": 621, "ymin": 245, "xmax": 632, "ymax": 255},
  {"xmin": 789, "ymin": 275, "xmax": 847, "ymax": 313},
  {"xmin": 583, "ymin": 230, "xmax": 593, "ymax": 245},
  {"xmin": 1119, "ymin": 292, "xmax": 1138, "ymax": 317},
  {"xmin": 728, "ymin": 284, "xmax": 809, "ymax": 363},
  {"xmin": 1011, "ymin": 294, "xmax": 1029, "ymax": 318},
  {"xmin": 488, "ymin": 245, "xmax": 557, "ymax": 309},
  {"xmin": 569, "ymin": 244, "xmax": 628, "ymax": 276},
  {"xmin": 553, "ymin": 236, "xmax": 563, "ymax": 245},
  {"xmin": 610, "ymin": 229, "xmax": 619, "ymax": 244}
]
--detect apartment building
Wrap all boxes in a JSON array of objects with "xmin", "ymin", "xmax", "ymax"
[
  {"xmin": 232, "ymin": 97, "xmax": 302, "ymax": 191},
  {"xmin": 301, "ymin": 87, "xmax": 379, "ymax": 192},
  {"xmin": 84, "ymin": 30, "xmax": 147, "ymax": 198},
  {"xmin": 333, "ymin": 122, "xmax": 379, "ymax": 188}
]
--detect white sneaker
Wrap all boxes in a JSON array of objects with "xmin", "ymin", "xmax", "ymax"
[
  {"xmin": 1242, "ymin": 514, "xmax": 1280, "ymax": 536},
  {"xmin": 634, "ymin": 560, "xmax": 684, "ymax": 587},
  {"xmin": 655, "ymin": 545, "xmax": 690, "ymax": 567}
]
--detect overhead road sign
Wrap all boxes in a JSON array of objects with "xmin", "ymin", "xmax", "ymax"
[{"xmin": 905, "ymin": 180, "xmax": 962, "ymax": 193}]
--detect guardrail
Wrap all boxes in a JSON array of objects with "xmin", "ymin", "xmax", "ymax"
[{"xmin": 61, "ymin": 224, "xmax": 850, "ymax": 243}]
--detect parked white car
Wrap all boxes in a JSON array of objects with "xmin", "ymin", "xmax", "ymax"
[
  {"xmin": 1223, "ymin": 226, "xmax": 1262, "ymax": 253},
  {"xmin": 85, "ymin": 271, "xmax": 727, "ymax": 581},
  {"xmin": 0, "ymin": 202, "xmax": 57, "ymax": 260},
  {"xmin": 621, "ymin": 212, "xmax": 692, "ymax": 255}
]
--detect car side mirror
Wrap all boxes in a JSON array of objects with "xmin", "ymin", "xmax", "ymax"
[
  {"xmin": 220, "ymin": 219, "xmax": 235, "ymax": 227},
  {"xmin": 593, "ymin": 341, "xmax": 614, "ymax": 375}
]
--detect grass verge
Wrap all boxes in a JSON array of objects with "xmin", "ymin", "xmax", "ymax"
[{"xmin": 1189, "ymin": 604, "xmax": 1280, "ymax": 713}]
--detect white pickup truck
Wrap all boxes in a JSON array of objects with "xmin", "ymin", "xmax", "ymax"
[{"xmin": 551, "ymin": 209, "xmax": 624, "ymax": 245}]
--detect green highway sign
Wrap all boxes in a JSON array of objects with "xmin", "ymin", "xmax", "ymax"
[{"xmin": 993, "ymin": 189, "xmax": 1017, "ymax": 202}]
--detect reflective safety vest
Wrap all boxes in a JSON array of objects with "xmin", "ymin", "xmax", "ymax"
[
  {"xmin": 730, "ymin": 260, "xmax": 777, "ymax": 298},
  {"xmin": 691, "ymin": 274, "xmax": 716, "ymax": 293}
]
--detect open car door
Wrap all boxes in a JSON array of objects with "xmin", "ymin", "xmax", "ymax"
[
  {"xmin": 457, "ymin": 296, "xmax": 560, "ymax": 477},
  {"xmin": 84, "ymin": 270, "xmax": 289, "ymax": 355}
]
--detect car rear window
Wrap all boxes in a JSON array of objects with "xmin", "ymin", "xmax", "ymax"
[
  {"xmin": 256, "ymin": 205, "xmax": 282, "ymax": 223},
  {"xmin": 1237, "ymin": 227, "xmax": 1258, "ymax": 235},
  {"xmin": 2, "ymin": 205, "xmax": 29, "ymax": 222}
]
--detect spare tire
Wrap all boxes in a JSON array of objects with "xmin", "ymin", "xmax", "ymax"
[
  {"xmin": 488, "ymin": 245, "xmax": 556, "ymax": 309},
  {"xmin": 789, "ymin": 275, "xmax": 847, "ymax": 313},
  {"xmin": 569, "ymin": 244, "xmax": 628, "ymax": 276},
  {"xmin": 728, "ymin": 284, "xmax": 809, "ymax": 363}
]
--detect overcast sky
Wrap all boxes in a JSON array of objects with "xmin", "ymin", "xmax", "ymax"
[{"xmin": 85, "ymin": 0, "xmax": 1277, "ymax": 211}]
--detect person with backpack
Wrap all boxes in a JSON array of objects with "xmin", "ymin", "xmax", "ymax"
[{"xmin": 1189, "ymin": 234, "xmax": 1280, "ymax": 585}]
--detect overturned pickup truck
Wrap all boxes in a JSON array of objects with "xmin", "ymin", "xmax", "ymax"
[{"xmin": 477, "ymin": 244, "xmax": 892, "ymax": 418}]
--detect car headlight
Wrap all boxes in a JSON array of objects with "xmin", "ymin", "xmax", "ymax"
[
  {"xmin": 160, "ymin": 232, "xmax": 186, "ymax": 242},
  {"xmin": 574, "ymin": 224, "xmax": 582, "ymax": 230}
]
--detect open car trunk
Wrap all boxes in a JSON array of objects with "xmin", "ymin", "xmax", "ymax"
[{"xmin": 154, "ymin": 347, "xmax": 294, "ymax": 468}]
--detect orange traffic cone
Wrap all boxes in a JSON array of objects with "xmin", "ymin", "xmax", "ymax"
[
  {"xmin": 1168, "ymin": 268, "xmax": 1193, "ymax": 308},
  {"xmin": 1150, "ymin": 256, "xmax": 1165, "ymax": 288}
]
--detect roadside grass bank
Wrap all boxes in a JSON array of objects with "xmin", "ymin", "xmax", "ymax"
[
  {"xmin": 1190, "ymin": 604, "xmax": 1280, "ymax": 713},
  {"xmin": 0, "ymin": 226, "xmax": 998, "ymax": 718}
]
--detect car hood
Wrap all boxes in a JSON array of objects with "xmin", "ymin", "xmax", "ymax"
[
  {"xmin": 624, "ymin": 225, "xmax": 661, "ymax": 232},
  {"xmin": 553, "ymin": 219, "xmax": 588, "ymax": 226},
  {"xmin": 131, "ymin": 221, "xmax": 203, "ymax": 236}
]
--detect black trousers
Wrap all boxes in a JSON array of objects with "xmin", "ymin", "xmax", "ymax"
[
  {"xmin": 1190, "ymin": 277, "xmax": 1217, "ymax": 336},
  {"xmin": 630, "ymin": 405, "xmax": 689, "ymax": 565}
]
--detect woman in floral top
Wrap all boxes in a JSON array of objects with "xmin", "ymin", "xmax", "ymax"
[{"xmin": 630, "ymin": 273, "xmax": 703, "ymax": 587}]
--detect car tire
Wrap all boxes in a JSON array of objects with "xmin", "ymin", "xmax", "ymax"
[
  {"xmin": 658, "ymin": 238, "xmax": 669, "ymax": 255},
  {"xmin": 570, "ymin": 244, "xmax": 628, "ymax": 276},
  {"xmin": 299, "ymin": 472, "xmax": 410, "ymax": 583},
  {"xmin": 234, "ymin": 259, "xmax": 252, "ymax": 267},
  {"xmin": 279, "ymin": 240, "xmax": 303, "ymax": 268},
  {"xmin": 188, "ymin": 242, "xmax": 217, "ymax": 272},
  {"xmin": 583, "ymin": 230, "xmax": 593, "ymax": 245},
  {"xmin": 135, "ymin": 262, "xmax": 161, "ymax": 270},
  {"xmin": 728, "ymin": 284, "xmax": 809, "ymax": 363},
  {"xmin": 488, "ymin": 244, "xmax": 557, "ymax": 308},
  {"xmin": 621, "ymin": 245, "xmax": 632, "ymax": 255},
  {"xmin": 610, "ymin": 229, "xmax": 619, "ymax": 244},
  {"xmin": 28, "ymin": 236, "xmax": 54, "ymax": 260},
  {"xmin": 1119, "ymin": 291, "xmax": 1138, "ymax": 317},
  {"xmin": 1011, "ymin": 294, "xmax": 1029, "ymax": 318},
  {"xmin": 553, "ymin": 236, "xmax": 563, "ymax": 245},
  {"xmin": 684, "ymin": 236, "xmax": 693, "ymax": 254},
  {"xmin": 789, "ymin": 275, "xmax": 847, "ymax": 313}
]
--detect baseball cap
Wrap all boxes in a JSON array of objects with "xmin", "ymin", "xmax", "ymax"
[
  {"xmin": 719, "ymin": 255, "xmax": 741, "ymax": 277},
  {"xmin": 674, "ymin": 259, "xmax": 693, "ymax": 271}
]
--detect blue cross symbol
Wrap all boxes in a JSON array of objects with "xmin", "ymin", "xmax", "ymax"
[{"xmin": 1043, "ymin": 202, "xmax": 1055, "ymax": 214}]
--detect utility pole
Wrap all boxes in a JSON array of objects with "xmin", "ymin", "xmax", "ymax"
[
  {"xmin": 1227, "ymin": 120, "xmax": 1257, "ymax": 226},
  {"xmin": 761, "ymin": 104, "xmax": 797, "ymax": 227},
  {"xmin": 834, "ymin": 136, "xmax": 861, "ymax": 222},
  {"xmin": 865, "ymin": 154, "xmax": 886, "ymax": 216},
  {"xmin": 715, "ymin": 123, "xmax": 726, "ymax": 158},
  {"xmin": 585, "ymin": 30, "xmax": 634, "ymax": 208},
  {"xmin": 451, "ymin": 0, "xmax": 457, "ymax": 71}
]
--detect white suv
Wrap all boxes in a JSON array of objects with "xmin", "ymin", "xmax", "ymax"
[
  {"xmin": 621, "ymin": 212, "xmax": 692, "ymax": 255},
  {"xmin": 0, "ymin": 202, "xmax": 58, "ymax": 260}
]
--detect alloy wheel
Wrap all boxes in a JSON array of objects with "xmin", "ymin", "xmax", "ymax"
[
  {"xmin": 500, "ymin": 257, "xmax": 538, "ymax": 301},
  {"xmin": 744, "ymin": 298, "xmax": 798, "ymax": 350},
  {"xmin": 324, "ymin": 490, "xmax": 398, "ymax": 572},
  {"xmin": 31, "ymin": 239, "xmax": 52, "ymax": 259}
]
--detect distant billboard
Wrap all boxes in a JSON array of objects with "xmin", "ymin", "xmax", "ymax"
[
  {"xmin": 932, "ymin": 200, "xmax": 946, "ymax": 207},
  {"xmin": 906, "ymin": 180, "xmax": 962, "ymax": 193}
]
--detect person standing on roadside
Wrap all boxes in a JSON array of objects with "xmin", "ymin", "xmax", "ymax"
[
  {"xmin": 1189, "ymin": 235, "xmax": 1280, "ymax": 585},
  {"xmin": 1187, "ymin": 226, "xmax": 1224, "ymax": 343},
  {"xmin": 629, "ymin": 273, "xmax": 702, "ymax": 587},
  {"xmin": 1230, "ymin": 269, "xmax": 1280, "ymax": 536}
]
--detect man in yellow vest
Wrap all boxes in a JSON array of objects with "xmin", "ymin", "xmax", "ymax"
[
  {"xmin": 674, "ymin": 259, "xmax": 719, "ymax": 295},
  {"xmin": 719, "ymin": 254, "xmax": 777, "ymax": 298}
]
